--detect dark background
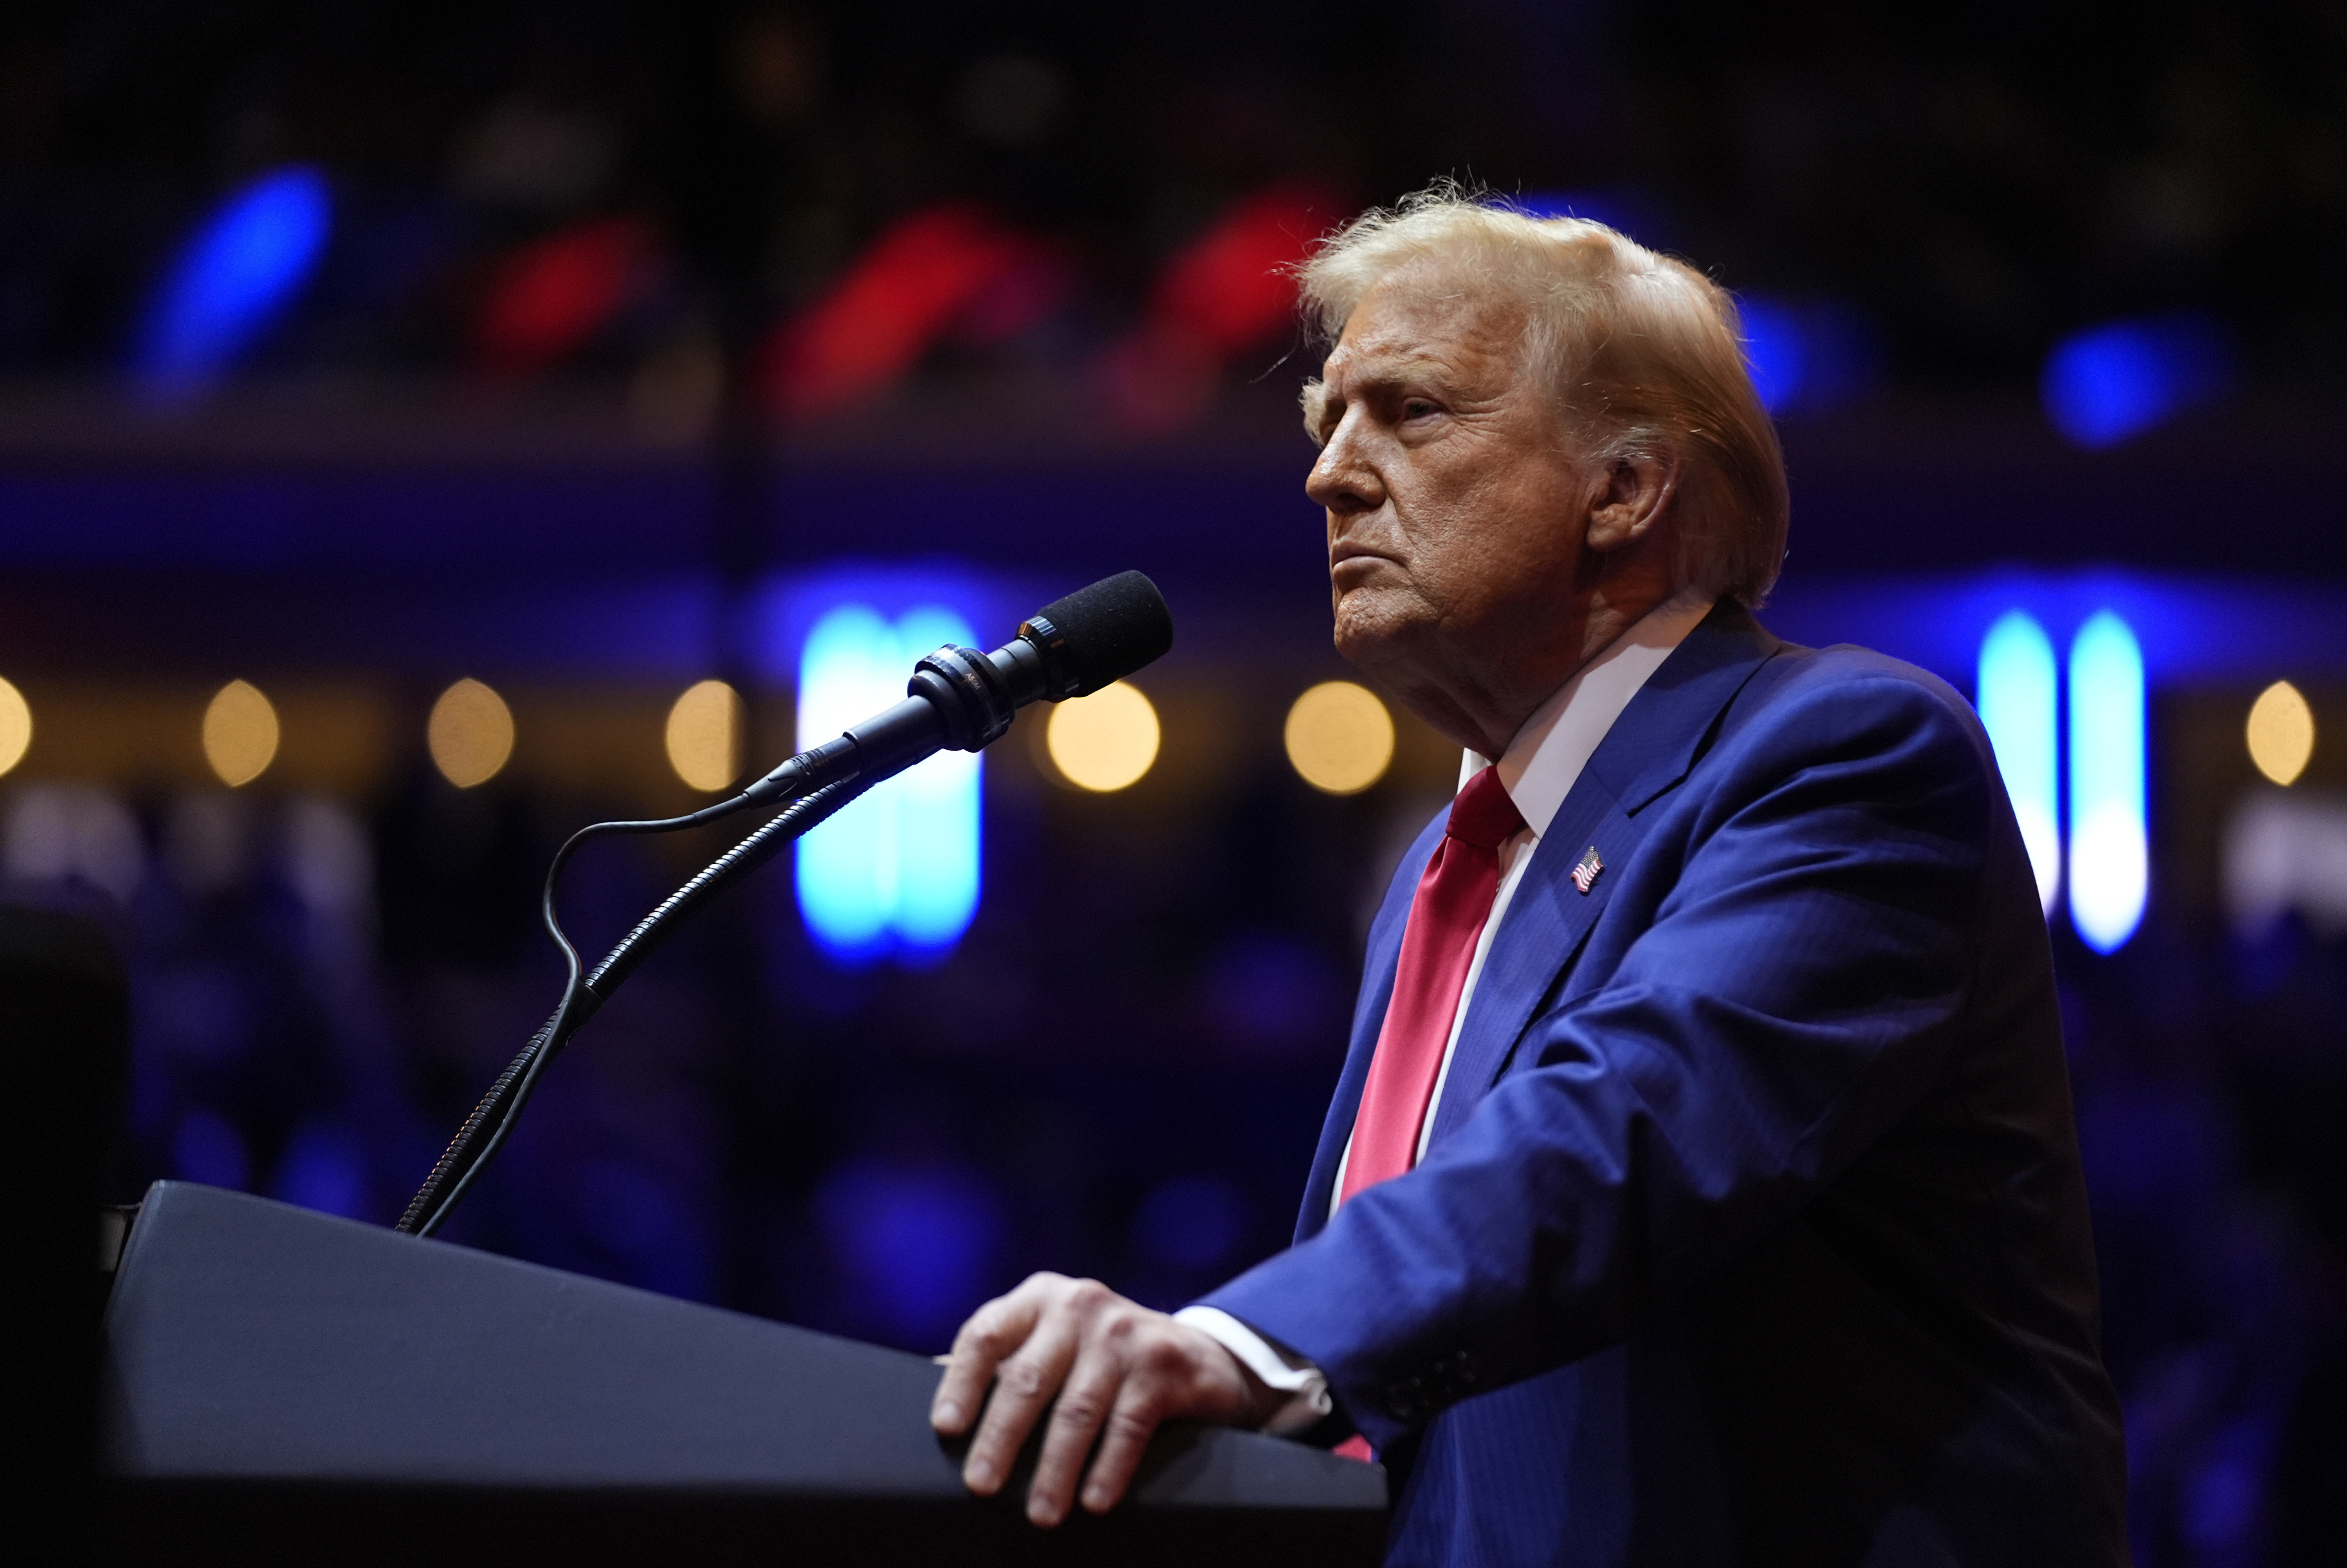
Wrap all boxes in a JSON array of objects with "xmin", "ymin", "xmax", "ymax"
[{"xmin": 4, "ymin": 4, "xmax": 2345, "ymax": 1564}]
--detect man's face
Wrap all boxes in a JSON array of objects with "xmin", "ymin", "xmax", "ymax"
[{"xmin": 1305, "ymin": 264, "xmax": 1599, "ymax": 741}]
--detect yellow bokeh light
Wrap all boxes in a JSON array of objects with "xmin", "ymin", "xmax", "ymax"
[
  {"xmin": 202, "ymin": 679, "xmax": 279, "ymax": 787},
  {"xmin": 1284, "ymin": 681, "xmax": 1395, "ymax": 795},
  {"xmin": 1045, "ymin": 681, "xmax": 1160, "ymax": 792},
  {"xmin": 2247, "ymin": 680, "xmax": 2315, "ymax": 786},
  {"xmin": 666, "ymin": 679, "xmax": 744, "ymax": 792},
  {"xmin": 428, "ymin": 678, "xmax": 515, "ymax": 788},
  {"xmin": 0, "ymin": 676, "xmax": 28, "ymax": 777}
]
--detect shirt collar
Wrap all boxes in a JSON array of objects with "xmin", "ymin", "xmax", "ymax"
[{"xmin": 1458, "ymin": 589, "xmax": 1717, "ymax": 838}]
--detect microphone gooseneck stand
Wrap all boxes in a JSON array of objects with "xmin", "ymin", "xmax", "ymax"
[
  {"xmin": 396, "ymin": 778, "xmax": 871, "ymax": 1237},
  {"xmin": 394, "ymin": 567, "xmax": 1178, "ymax": 1239}
]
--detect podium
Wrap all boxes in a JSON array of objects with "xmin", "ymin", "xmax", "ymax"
[{"xmin": 102, "ymin": 1183, "xmax": 1385, "ymax": 1566}]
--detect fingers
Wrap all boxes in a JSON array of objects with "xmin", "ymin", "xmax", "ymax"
[
  {"xmin": 931, "ymin": 1278, "xmax": 1261, "ymax": 1528},
  {"xmin": 1025, "ymin": 1296, "xmax": 1138, "ymax": 1525},
  {"xmin": 931, "ymin": 1281, "xmax": 1046, "ymax": 1438},
  {"xmin": 1076, "ymin": 1325, "xmax": 1253, "ymax": 1517},
  {"xmin": 1076, "ymin": 1374, "xmax": 1169, "ymax": 1517},
  {"xmin": 960, "ymin": 1284, "xmax": 1086, "ymax": 1499}
]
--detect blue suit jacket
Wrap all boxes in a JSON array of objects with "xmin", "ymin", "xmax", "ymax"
[{"xmin": 1203, "ymin": 605, "xmax": 2128, "ymax": 1567}]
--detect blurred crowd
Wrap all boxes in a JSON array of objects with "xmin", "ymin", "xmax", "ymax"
[
  {"xmin": 2062, "ymin": 912, "xmax": 2347, "ymax": 1564},
  {"xmin": 0, "ymin": 0, "xmax": 2339, "ymax": 426}
]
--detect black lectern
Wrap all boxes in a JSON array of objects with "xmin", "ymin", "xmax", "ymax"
[{"xmin": 101, "ymin": 1182, "xmax": 1384, "ymax": 1566}]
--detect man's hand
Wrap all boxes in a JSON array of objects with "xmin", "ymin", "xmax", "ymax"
[{"xmin": 929, "ymin": 1271, "xmax": 1281, "ymax": 1526}]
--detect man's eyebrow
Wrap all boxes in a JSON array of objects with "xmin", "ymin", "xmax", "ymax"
[{"xmin": 1326, "ymin": 353, "xmax": 1459, "ymax": 394}]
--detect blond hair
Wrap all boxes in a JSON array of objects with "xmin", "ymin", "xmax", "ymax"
[{"xmin": 1297, "ymin": 188, "xmax": 1789, "ymax": 606}]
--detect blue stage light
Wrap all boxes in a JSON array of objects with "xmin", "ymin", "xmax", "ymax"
[
  {"xmin": 1739, "ymin": 297, "xmax": 1808, "ymax": 414},
  {"xmin": 1977, "ymin": 610, "xmax": 2061, "ymax": 913},
  {"xmin": 136, "ymin": 166, "xmax": 332, "ymax": 402},
  {"xmin": 1732, "ymin": 295, "xmax": 1877, "ymax": 417},
  {"xmin": 885, "ymin": 605, "xmax": 982, "ymax": 952},
  {"xmin": 796, "ymin": 605, "xmax": 898, "ymax": 954},
  {"xmin": 2067, "ymin": 611, "xmax": 2147, "ymax": 952},
  {"xmin": 794, "ymin": 602, "xmax": 983, "ymax": 960},
  {"xmin": 2041, "ymin": 315, "xmax": 2232, "ymax": 450}
]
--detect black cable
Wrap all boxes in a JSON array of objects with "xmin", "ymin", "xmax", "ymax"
[
  {"xmin": 396, "ymin": 778, "xmax": 869, "ymax": 1237},
  {"xmin": 396, "ymin": 797, "xmax": 761, "ymax": 1236}
]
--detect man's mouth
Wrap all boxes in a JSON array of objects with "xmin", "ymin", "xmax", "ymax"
[{"xmin": 1330, "ymin": 540, "xmax": 1398, "ymax": 570}]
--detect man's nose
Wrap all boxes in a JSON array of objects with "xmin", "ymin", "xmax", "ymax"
[{"xmin": 1306, "ymin": 415, "xmax": 1382, "ymax": 515}]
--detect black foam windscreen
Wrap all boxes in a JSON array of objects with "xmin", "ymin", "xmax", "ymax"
[{"xmin": 1027, "ymin": 570, "xmax": 1174, "ymax": 698}]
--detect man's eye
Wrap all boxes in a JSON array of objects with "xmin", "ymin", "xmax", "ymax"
[{"xmin": 1402, "ymin": 399, "xmax": 1437, "ymax": 420}]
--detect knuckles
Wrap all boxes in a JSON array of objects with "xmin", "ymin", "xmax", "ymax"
[
  {"xmin": 1104, "ymin": 1406, "xmax": 1161, "ymax": 1448},
  {"xmin": 1049, "ymin": 1393, "xmax": 1106, "ymax": 1431},
  {"xmin": 1061, "ymin": 1277, "xmax": 1113, "ymax": 1313},
  {"xmin": 998, "ymin": 1357, "xmax": 1052, "ymax": 1400},
  {"xmin": 1135, "ymin": 1335, "xmax": 1190, "ymax": 1381}
]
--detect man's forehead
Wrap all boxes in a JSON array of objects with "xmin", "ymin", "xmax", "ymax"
[
  {"xmin": 1320, "ymin": 345, "xmax": 1458, "ymax": 392},
  {"xmin": 1323, "ymin": 266, "xmax": 1525, "ymax": 381}
]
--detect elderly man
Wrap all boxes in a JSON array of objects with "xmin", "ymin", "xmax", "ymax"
[{"xmin": 932, "ymin": 194, "xmax": 2129, "ymax": 1566}]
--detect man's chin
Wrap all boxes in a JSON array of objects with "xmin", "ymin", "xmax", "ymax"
[{"xmin": 1331, "ymin": 602, "xmax": 1425, "ymax": 679}]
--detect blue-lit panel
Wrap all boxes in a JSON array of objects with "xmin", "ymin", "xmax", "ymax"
[
  {"xmin": 1976, "ymin": 610, "xmax": 2061, "ymax": 913},
  {"xmin": 796, "ymin": 605, "xmax": 901, "ymax": 954},
  {"xmin": 887, "ymin": 606, "xmax": 981, "ymax": 953},
  {"xmin": 137, "ymin": 166, "xmax": 332, "ymax": 401},
  {"xmin": 2067, "ymin": 611, "xmax": 2147, "ymax": 953},
  {"xmin": 794, "ymin": 603, "xmax": 982, "ymax": 960}
]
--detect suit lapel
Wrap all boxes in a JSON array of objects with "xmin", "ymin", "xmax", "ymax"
[
  {"xmin": 1423, "ymin": 773, "xmax": 1641, "ymax": 1148},
  {"xmin": 1427, "ymin": 604, "xmax": 1782, "ymax": 1144},
  {"xmin": 1585, "ymin": 601, "xmax": 1782, "ymax": 814},
  {"xmin": 1297, "ymin": 605, "xmax": 1782, "ymax": 1230}
]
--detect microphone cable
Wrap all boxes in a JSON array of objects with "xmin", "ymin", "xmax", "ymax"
[{"xmin": 397, "ymin": 777, "xmax": 871, "ymax": 1237}]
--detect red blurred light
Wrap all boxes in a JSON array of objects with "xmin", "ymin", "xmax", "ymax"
[
  {"xmin": 762, "ymin": 204, "xmax": 1051, "ymax": 419},
  {"xmin": 472, "ymin": 216, "xmax": 651, "ymax": 378},
  {"xmin": 1097, "ymin": 183, "xmax": 1336, "ymax": 434},
  {"xmin": 1147, "ymin": 183, "xmax": 1328, "ymax": 354}
]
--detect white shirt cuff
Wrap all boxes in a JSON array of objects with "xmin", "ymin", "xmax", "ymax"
[{"xmin": 1173, "ymin": 1305, "xmax": 1333, "ymax": 1436}]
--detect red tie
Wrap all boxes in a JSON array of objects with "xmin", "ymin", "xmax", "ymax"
[{"xmin": 1339, "ymin": 766, "xmax": 1526, "ymax": 1204}]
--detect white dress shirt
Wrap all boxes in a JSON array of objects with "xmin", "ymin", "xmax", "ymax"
[{"xmin": 1177, "ymin": 590, "xmax": 1716, "ymax": 1432}]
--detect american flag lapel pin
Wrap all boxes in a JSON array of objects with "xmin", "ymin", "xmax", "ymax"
[{"xmin": 1571, "ymin": 845, "xmax": 1603, "ymax": 895}]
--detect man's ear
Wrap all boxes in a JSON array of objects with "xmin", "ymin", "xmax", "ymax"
[{"xmin": 1586, "ymin": 454, "xmax": 1678, "ymax": 554}]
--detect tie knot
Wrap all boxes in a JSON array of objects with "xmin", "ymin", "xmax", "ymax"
[{"xmin": 1447, "ymin": 767, "xmax": 1526, "ymax": 850}]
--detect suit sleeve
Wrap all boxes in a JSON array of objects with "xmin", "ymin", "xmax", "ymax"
[{"xmin": 1198, "ymin": 673, "xmax": 1997, "ymax": 1448}]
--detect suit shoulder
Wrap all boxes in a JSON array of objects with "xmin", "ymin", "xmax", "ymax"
[
  {"xmin": 1726, "ymin": 639, "xmax": 1997, "ymax": 781},
  {"xmin": 1750, "ymin": 641, "xmax": 1982, "ymax": 731}
]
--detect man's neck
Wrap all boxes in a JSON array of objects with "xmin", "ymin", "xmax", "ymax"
[
  {"xmin": 1414, "ymin": 559, "xmax": 1685, "ymax": 758},
  {"xmin": 1467, "ymin": 588, "xmax": 1718, "ymax": 828}
]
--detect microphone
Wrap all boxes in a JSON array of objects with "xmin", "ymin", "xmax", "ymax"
[{"xmin": 741, "ymin": 569, "xmax": 1173, "ymax": 806}]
